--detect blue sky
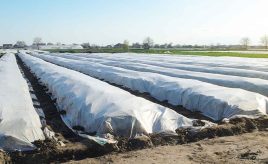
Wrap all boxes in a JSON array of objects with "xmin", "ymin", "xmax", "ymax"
[{"xmin": 1, "ymin": 0, "xmax": 268, "ymax": 45}]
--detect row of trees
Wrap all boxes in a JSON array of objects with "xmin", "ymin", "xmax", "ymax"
[
  {"xmin": 240, "ymin": 35, "xmax": 268, "ymax": 49},
  {"xmin": 127, "ymin": 35, "xmax": 268, "ymax": 50},
  {"xmin": 10, "ymin": 35, "xmax": 268, "ymax": 50},
  {"xmin": 12, "ymin": 37, "xmax": 43, "ymax": 49},
  {"xmin": 124, "ymin": 35, "xmax": 268, "ymax": 50},
  {"xmin": 81, "ymin": 37, "xmax": 155, "ymax": 50},
  {"xmin": 120, "ymin": 37, "xmax": 154, "ymax": 50}
]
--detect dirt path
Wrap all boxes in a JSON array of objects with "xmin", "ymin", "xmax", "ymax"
[{"xmin": 66, "ymin": 131, "xmax": 268, "ymax": 164}]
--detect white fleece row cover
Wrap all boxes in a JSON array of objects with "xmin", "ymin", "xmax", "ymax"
[
  {"xmin": 0, "ymin": 54, "xmax": 44, "ymax": 151},
  {"xmin": 48, "ymin": 52, "xmax": 268, "ymax": 73},
  {"xmin": 19, "ymin": 53, "xmax": 194, "ymax": 138},
  {"xmin": 78, "ymin": 53, "xmax": 268, "ymax": 72},
  {"xmin": 32, "ymin": 53, "xmax": 268, "ymax": 121},
  {"xmin": 55, "ymin": 53, "xmax": 268, "ymax": 80},
  {"xmin": 46, "ymin": 53, "xmax": 268, "ymax": 98}
]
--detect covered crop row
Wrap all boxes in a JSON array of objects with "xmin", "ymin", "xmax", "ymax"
[
  {"xmin": 19, "ymin": 53, "xmax": 195, "ymax": 139},
  {"xmin": 47, "ymin": 53, "xmax": 268, "ymax": 97},
  {"xmin": 55, "ymin": 53, "xmax": 268, "ymax": 72},
  {"xmin": 0, "ymin": 54, "xmax": 44, "ymax": 151},
  {"xmin": 57, "ymin": 53, "xmax": 268, "ymax": 80},
  {"xmin": 32, "ymin": 53, "xmax": 268, "ymax": 121}
]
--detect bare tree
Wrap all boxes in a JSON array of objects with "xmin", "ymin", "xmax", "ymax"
[
  {"xmin": 132, "ymin": 42, "xmax": 142, "ymax": 49},
  {"xmin": 261, "ymin": 35, "xmax": 268, "ymax": 49},
  {"xmin": 81, "ymin": 43, "xmax": 90, "ymax": 49},
  {"xmin": 240, "ymin": 37, "xmax": 250, "ymax": 50},
  {"xmin": 14, "ymin": 41, "xmax": 27, "ymax": 48},
  {"xmin": 33, "ymin": 37, "xmax": 43, "ymax": 50},
  {"xmin": 143, "ymin": 37, "xmax": 154, "ymax": 49},
  {"xmin": 167, "ymin": 42, "xmax": 173, "ymax": 48},
  {"xmin": 123, "ymin": 40, "xmax": 129, "ymax": 51}
]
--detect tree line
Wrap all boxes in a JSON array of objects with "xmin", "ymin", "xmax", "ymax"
[
  {"xmin": 6, "ymin": 35, "xmax": 268, "ymax": 50},
  {"xmin": 241, "ymin": 35, "xmax": 268, "ymax": 49}
]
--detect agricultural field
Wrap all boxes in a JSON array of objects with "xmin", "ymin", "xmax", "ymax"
[
  {"xmin": 47, "ymin": 48, "xmax": 268, "ymax": 58},
  {"xmin": 0, "ymin": 51, "xmax": 268, "ymax": 163}
]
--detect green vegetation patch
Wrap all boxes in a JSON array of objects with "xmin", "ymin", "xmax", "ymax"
[{"xmin": 177, "ymin": 51, "xmax": 268, "ymax": 58}]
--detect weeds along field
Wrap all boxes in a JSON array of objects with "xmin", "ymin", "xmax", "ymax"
[{"xmin": 0, "ymin": 51, "xmax": 268, "ymax": 163}]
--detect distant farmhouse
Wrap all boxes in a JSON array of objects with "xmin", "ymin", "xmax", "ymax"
[
  {"xmin": 2, "ymin": 44, "xmax": 13, "ymax": 49},
  {"xmin": 113, "ymin": 43, "xmax": 124, "ymax": 48}
]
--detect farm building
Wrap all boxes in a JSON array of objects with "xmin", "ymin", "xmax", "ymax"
[{"xmin": 2, "ymin": 44, "xmax": 13, "ymax": 49}]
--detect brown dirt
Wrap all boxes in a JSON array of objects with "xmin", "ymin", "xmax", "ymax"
[
  {"xmin": 66, "ymin": 131, "xmax": 268, "ymax": 164},
  {"xmin": 107, "ymin": 116, "xmax": 268, "ymax": 153},
  {"xmin": 150, "ymin": 116, "xmax": 268, "ymax": 146},
  {"xmin": 0, "ymin": 150, "xmax": 11, "ymax": 163},
  {"xmin": 6, "ymin": 116, "xmax": 268, "ymax": 163}
]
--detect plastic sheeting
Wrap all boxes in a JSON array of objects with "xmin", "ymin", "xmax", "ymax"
[
  {"xmin": 0, "ymin": 54, "xmax": 44, "ymax": 151},
  {"xmin": 54, "ymin": 53, "xmax": 268, "ymax": 80},
  {"xmin": 91, "ymin": 53, "xmax": 268, "ymax": 72},
  {"xmin": 44, "ymin": 53, "xmax": 268, "ymax": 98},
  {"xmin": 32, "ymin": 53, "xmax": 268, "ymax": 121},
  {"xmin": 49, "ymin": 52, "xmax": 268, "ymax": 72},
  {"xmin": 19, "ymin": 53, "xmax": 195, "ymax": 138}
]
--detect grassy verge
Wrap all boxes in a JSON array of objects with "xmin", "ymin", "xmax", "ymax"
[
  {"xmin": 175, "ymin": 51, "xmax": 268, "ymax": 58},
  {"xmin": 46, "ymin": 48, "xmax": 268, "ymax": 58}
]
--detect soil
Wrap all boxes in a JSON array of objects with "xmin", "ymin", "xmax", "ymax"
[
  {"xmin": 67, "ymin": 131, "xmax": 268, "ymax": 164},
  {"xmin": 1, "ymin": 55, "xmax": 266, "ymax": 163}
]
